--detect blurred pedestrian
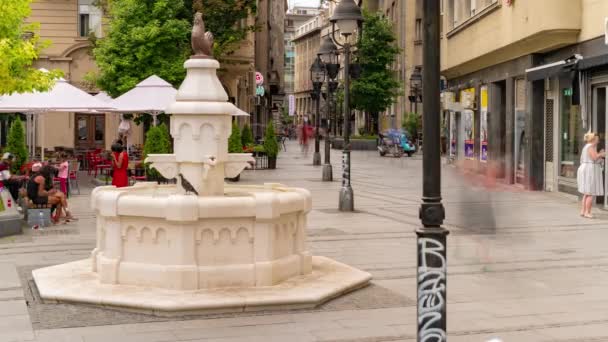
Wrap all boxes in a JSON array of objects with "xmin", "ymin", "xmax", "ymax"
[
  {"xmin": 577, "ymin": 131, "xmax": 605, "ymax": 218},
  {"xmin": 300, "ymin": 118, "xmax": 310, "ymax": 156}
]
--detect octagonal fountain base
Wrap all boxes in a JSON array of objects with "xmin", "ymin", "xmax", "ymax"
[
  {"xmin": 32, "ymin": 256, "xmax": 370, "ymax": 316},
  {"xmin": 32, "ymin": 181, "xmax": 371, "ymax": 315}
]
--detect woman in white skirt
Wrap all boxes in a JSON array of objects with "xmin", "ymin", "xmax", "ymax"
[{"xmin": 577, "ymin": 132, "xmax": 605, "ymax": 218}]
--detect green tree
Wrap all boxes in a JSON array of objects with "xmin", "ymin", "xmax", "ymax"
[
  {"xmin": 241, "ymin": 123, "xmax": 253, "ymax": 147},
  {"xmin": 93, "ymin": 0, "xmax": 191, "ymax": 97},
  {"xmin": 0, "ymin": 0, "xmax": 62, "ymax": 95},
  {"xmin": 263, "ymin": 121, "xmax": 279, "ymax": 158},
  {"xmin": 4, "ymin": 119, "xmax": 28, "ymax": 173},
  {"xmin": 93, "ymin": 0, "xmax": 257, "ymax": 98},
  {"xmin": 143, "ymin": 124, "xmax": 172, "ymax": 180},
  {"xmin": 228, "ymin": 121, "xmax": 242, "ymax": 153},
  {"xmin": 351, "ymin": 11, "xmax": 401, "ymax": 134}
]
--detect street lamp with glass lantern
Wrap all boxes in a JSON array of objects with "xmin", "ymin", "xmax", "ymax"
[
  {"xmin": 318, "ymin": 35, "xmax": 339, "ymax": 181},
  {"xmin": 330, "ymin": 0, "xmax": 363, "ymax": 212},
  {"xmin": 408, "ymin": 66, "xmax": 422, "ymax": 114},
  {"xmin": 310, "ymin": 56, "xmax": 326, "ymax": 166}
]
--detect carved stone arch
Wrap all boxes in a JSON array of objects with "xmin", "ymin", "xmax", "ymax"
[
  {"xmin": 61, "ymin": 42, "xmax": 92, "ymax": 59},
  {"xmin": 175, "ymin": 121, "xmax": 193, "ymax": 140}
]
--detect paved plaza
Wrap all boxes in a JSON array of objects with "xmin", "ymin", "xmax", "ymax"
[{"xmin": 1, "ymin": 140, "xmax": 608, "ymax": 342}]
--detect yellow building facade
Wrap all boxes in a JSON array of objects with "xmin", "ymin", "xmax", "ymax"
[{"xmin": 441, "ymin": 0, "xmax": 608, "ymax": 198}]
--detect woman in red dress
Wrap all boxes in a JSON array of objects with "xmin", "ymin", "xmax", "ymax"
[{"xmin": 111, "ymin": 141, "xmax": 129, "ymax": 187}]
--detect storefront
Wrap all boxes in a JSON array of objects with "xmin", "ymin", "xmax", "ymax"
[
  {"xmin": 444, "ymin": 54, "xmax": 539, "ymax": 186},
  {"xmin": 528, "ymin": 36, "xmax": 608, "ymax": 202}
]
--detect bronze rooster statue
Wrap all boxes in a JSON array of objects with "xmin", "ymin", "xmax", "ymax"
[{"xmin": 191, "ymin": 12, "xmax": 214, "ymax": 58}]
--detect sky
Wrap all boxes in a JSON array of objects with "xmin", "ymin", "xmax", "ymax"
[{"xmin": 288, "ymin": 0, "xmax": 321, "ymax": 9}]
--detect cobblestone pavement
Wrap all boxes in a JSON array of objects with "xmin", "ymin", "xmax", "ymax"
[{"xmin": 1, "ymin": 140, "xmax": 608, "ymax": 342}]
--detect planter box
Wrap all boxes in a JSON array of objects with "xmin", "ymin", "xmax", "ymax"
[{"xmin": 332, "ymin": 138, "xmax": 378, "ymax": 151}]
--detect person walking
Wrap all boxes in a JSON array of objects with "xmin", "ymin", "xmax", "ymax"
[{"xmin": 577, "ymin": 131, "xmax": 605, "ymax": 218}]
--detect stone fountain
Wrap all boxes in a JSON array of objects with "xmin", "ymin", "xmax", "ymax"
[{"xmin": 32, "ymin": 14, "xmax": 370, "ymax": 314}]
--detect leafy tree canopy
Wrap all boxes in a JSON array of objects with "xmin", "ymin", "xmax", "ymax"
[
  {"xmin": 351, "ymin": 11, "xmax": 401, "ymax": 116},
  {"xmin": 93, "ymin": 0, "xmax": 256, "ymax": 98},
  {"xmin": 93, "ymin": 0, "xmax": 191, "ymax": 97},
  {"xmin": 0, "ymin": 0, "xmax": 62, "ymax": 95}
]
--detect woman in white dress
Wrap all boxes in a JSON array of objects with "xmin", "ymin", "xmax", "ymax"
[{"xmin": 577, "ymin": 132, "xmax": 606, "ymax": 218}]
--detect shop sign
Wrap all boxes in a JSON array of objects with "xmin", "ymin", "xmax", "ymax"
[
  {"xmin": 255, "ymin": 71, "xmax": 264, "ymax": 85},
  {"xmin": 256, "ymin": 85, "xmax": 265, "ymax": 97}
]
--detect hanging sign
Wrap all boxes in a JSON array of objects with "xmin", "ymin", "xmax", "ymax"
[
  {"xmin": 255, "ymin": 71, "xmax": 264, "ymax": 85},
  {"xmin": 288, "ymin": 95, "xmax": 295, "ymax": 116},
  {"xmin": 256, "ymin": 85, "xmax": 265, "ymax": 97}
]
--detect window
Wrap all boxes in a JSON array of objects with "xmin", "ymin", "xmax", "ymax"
[
  {"xmin": 559, "ymin": 87, "xmax": 581, "ymax": 179},
  {"xmin": 447, "ymin": 0, "xmax": 499, "ymax": 31},
  {"xmin": 79, "ymin": 13, "xmax": 90, "ymax": 37},
  {"xmin": 78, "ymin": 0, "xmax": 102, "ymax": 38},
  {"xmin": 415, "ymin": 19, "xmax": 422, "ymax": 42}
]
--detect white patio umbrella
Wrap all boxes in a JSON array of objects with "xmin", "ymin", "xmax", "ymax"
[
  {"xmin": 0, "ymin": 72, "xmax": 112, "ymax": 160},
  {"xmin": 108, "ymin": 75, "xmax": 177, "ymax": 126}
]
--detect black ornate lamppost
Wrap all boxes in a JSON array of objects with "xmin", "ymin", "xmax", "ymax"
[
  {"xmin": 330, "ymin": 0, "xmax": 363, "ymax": 212},
  {"xmin": 318, "ymin": 35, "xmax": 339, "ymax": 182},
  {"xmin": 417, "ymin": 0, "xmax": 448, "ymax": 341},
  {"xmin": 408, "ymin": 66, "xmax": 422, "ymax": 115},
  {"xmin": 310, "ymin": 56, "xmax": 325, "ymax": 166}
]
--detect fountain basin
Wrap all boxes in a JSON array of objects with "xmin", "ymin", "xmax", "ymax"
[{"xmin": 88, "ymin": 182, "xmax": 314, "ymax": 290}]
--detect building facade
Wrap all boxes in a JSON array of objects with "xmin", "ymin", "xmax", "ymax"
[
  {"xmin": 293, "ymin": 15, "xmax": 324, "ymax": 124},
  {"xmin": 254, "ymin": 0, "xmax": 287, "ymax": 137},
  {"xmin": 284, "ymin": 7, "xmax": 320, "ymax": 121},
  {"xmin": 25, "ymin": 0, "xmax": 142, "ymax": 152},
  {"xmin": 440, "ymin": 0, "xmax": 608, "ymax": 199}
]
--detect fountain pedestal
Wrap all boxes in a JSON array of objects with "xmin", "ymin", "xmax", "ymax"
[{"xmin": 32, "ymin": 32, "xmax": 370, "ymax": 314}]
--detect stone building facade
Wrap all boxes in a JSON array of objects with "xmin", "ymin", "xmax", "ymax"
[{"xmin": 254, "ymin": 0, "xmax": 287, "ymax": 137}]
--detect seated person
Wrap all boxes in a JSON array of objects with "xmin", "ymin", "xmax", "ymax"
[
  {"xmin": 27, "ymin": 163, "xmax": 75, "ymax": 223},
  {"xmin": 0, "ymin": 153, "xmax": 26, "ymax": 201}
]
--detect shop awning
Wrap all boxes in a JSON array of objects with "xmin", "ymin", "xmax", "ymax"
[
  {"xmin": 577, "ymin": 53, "xmax": 608, "ymax": 71},
  {"xmin": 525, "ymin": 55, "xmax": 582, "ymax": 81}
]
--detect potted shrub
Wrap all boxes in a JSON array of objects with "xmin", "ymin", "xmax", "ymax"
[
  {"xmin": 5, "ymin": 119, "xmax": 28, "ymax": 174},
  {"xmin": 264, "ymin": 121, "xmax": 279, "ymax": 169},
  {"xmin": 227, "ymin": 121, "xmax": 242, "ymax": 181},
  {"xmin": 143, "ymin": 123, "xmax": 172, "ymax": 183},
  {"xmin": 241, "ymin": 123, "xmax": 253, "ymax": 148}
]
